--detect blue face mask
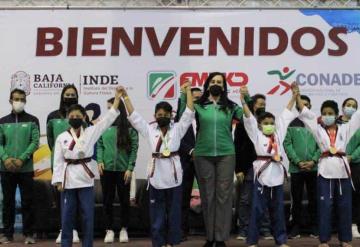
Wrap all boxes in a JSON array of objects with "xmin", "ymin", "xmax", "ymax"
[
  {"xmin": 344, "ymin": 107, "xmax": 356, "ymax": 117},
  {"xmin": 322, "ymin": 115, "xmax": 336, "ymax": 126}
]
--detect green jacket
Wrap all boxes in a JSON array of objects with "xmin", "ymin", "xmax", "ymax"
[
  {"xmin": 46, "ymin": 110, "xmax": 70, "ymax": 168},
  {"xmin": 179, "ymin": 93, "xmax": 243, "ymax": 156},
  {"xmin": 346, "ymin": 128, "xmax": 360, "ymax": 165},
  {"xmin": 283, "ymin": 118, "xmax": 321, "ymax": 173},
  {"xmin": 97, "ymin": 127, "xmax": 139, "ymax": 171},
  {"xmin": 0, "ymin": 111, "xmax": 40, "ymax": 173}
]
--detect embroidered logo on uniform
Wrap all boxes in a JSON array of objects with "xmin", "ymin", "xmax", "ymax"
[
  {"xmin": 320, "ymin": 196, "xmax": 325, "ymax": 200},
  {"xmin": 64, "ymin": 140, "xmax": 68, "ymax": 145},
  {"xmin": 257, "ymin": 187, "xmax": 262, "ymax": 191},
  {"xmin": 22, "ymin": 124, "xmax": 28, "ymax": 127},
  {"xmin": 150, "ymin": 199, "xmax": 155, "ymax": 204}
]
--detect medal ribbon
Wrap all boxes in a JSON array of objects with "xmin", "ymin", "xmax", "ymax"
[
  {"xmin": 267, "ymin": 135, "xmax": 278, "ymax": 156},
  {"xmin": 326, "ymin": 128, "xmax": 337, "ymax": 148}
]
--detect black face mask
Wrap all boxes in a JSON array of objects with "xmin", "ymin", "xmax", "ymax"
[
  {"xmin": 69, "ymin": 118, "xmax": 83, "ymax": 129},
  {"xmin": 255, "ymin": 107, "xmax": 265, "ymax": 116},
  {"xmin": 209, "ymin": 85, "xmax": 223, "ymax": 97},
  {"xmin": 63, "ymin": 97, "xmax": 78, "ymax": 107},
  {"xmin": 156, "ymin": 117, "xmax": 171, "ymax": 128}
]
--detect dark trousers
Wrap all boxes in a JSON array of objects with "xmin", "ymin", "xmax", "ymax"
[
  {"xmin": 149, "ymin": 185, "xmax": 182, "ymax": 247},
  {"xmin": 247, "ymin": 179, "xmax": 287, "ymax": 246},
  {"xmin": 290, "ymin": 171, "xmax": 317, "ymax": 228},
  {"xmin": 318, "ymin": 175, "xmax": 352, "ymax": 243},
  {"xmin": 1, "ymin": 172, "xmax": 34, "ymax": 238},
  {"xmin": 351, "ymin": 164, "xmax": 360, "ymax": 227},
  {"xmin": 180, "ymin": 157, "xmax": 196, "ymax": 235},
  {"xmin": 61, "ymin": 187, "xmax": 94, "ymax": 247},
  {"xmin": 236, "ymin": 167, "xmax": 271, "ymax": 236},
  {"xmin": 100, "ymin": 170, "xmax": 130, "ymax": 230}
]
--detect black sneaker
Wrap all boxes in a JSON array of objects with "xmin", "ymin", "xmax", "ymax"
[
  {"xmin": 203, "ymin": 240, "xmax": 214, "ymax": 247},
  {"xmin": 289, "ymin": 225, "xmax": 301, "ymax": 239},
  {"xmin": 215, "ymin": 241, "xmax": 226, "ymax": 247},
  {"xmin": 236, "ymin": 231, "xmax": 246, "ymax": 240}
]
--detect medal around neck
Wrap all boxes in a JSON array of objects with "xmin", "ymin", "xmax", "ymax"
[
  {"xmin": 329, "ymin": 146, "xmax": 337, "ymax": 155},
  {"xmin": 162, "ymin": 149, "xmax": 171, "ymax": 157},
  {"xmin": 273, "ymin": 154, "xmax": 281, "ymax": 162}
]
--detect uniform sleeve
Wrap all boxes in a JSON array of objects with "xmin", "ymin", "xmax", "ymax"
[
  {"xmin": 347, "ymin": 110, "xmax": 360, "ymax": 145},
  {"xmin": 127, "ymin": 129, "xmax": 139, "ymax": 171},
  {"xmin": 51, "ymin": 137, "xmax": 65, "ymax": 185},
  {"xmin": 298, "ymin": 107, "xmax": 321, "ymax": 145},
  {"xmin": 127, "ymin": 111, "xmax": 151, "ymax": 140},
  {"xmin": 88, "ymin": 107, "xmax": 120, "ymax": 146},
  {"xmin": 243, "ymin": 113, "xmax": 259, "ymax": 145},
  {"xmin": 233, "ymin": 105, "xmax": 243, "ymax": 121},
  {"xmin": 176, "ymin": 92, "xmax": 187, "ymax": 120},
  {"xmin": 276, "ymin": 108, "xmax": 296, "ymax": 144},
  {"xmin": 175, "ymin": 107, "xmax": 195, "ymax": 140},
  {"xmin": 0, "ymin": 125, "xmax": 9, "ymax": 162},
  {"xmin": 19, "ymin": 120, "xmax": 40, "ymax": 162},
  {"xmin": 96, "ymin": 136, "xmax": 104, "ymax": 164},
  {"xmin": 283, "ymin": 128, "xmax": 302, "ymax": 166},
  {"xmin": 46, "ymin": 115, "xmax": 55, "ymax": 151}
]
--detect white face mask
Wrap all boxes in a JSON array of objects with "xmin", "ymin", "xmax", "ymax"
[{"xmin": 12, "ymin": 101, "xmax": 25, "ymax": 113}]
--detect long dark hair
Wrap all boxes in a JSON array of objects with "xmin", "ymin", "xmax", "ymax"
[
  {"xmin": 108, "ymin": 98, "xmax": 131, "ymax": 152},
  {"xmin": 59, "ymin": 84, "xmax": 79, "ymax": 117},
  {"xmin": 197, "ymin": 72, "xmax": 235, "ymax": 112}
]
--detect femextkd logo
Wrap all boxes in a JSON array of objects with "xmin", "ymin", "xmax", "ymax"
[
  {"xmin": 11, "ymin": 71, "xmax": 31, "ymax": 96},
  {"xmin": 267, "ymin": 67, "xmax": 296, "ymax": 95},
  {"xmin": 147, "ymin": 71, "xmax": 176, "ymax": 100}
]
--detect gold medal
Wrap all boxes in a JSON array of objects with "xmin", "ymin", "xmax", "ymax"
[
  {"xmin": 329, "ymin": 146, "xmax": 337, "ymax": 155},
  {"xmin": 162, "ymin": 149, "xmax": 171, "ymax": 157},
  {"xmin": 78, "ymin": 151, "xmax": 85, "ymax": 159},
  {"xmin": 273, "ymin": 154, "xmax": 281, "ymax": 162}
]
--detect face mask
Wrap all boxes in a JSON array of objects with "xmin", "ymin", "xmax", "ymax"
[
  {"xmin": 262, "ymin": 124, "xmax": 275, "ymax": 136},
  {"xmin": 255, "ymin": 107, "xmax": 265, "ymax": 116},
  {"xmin": 69, "ymin": 118, "xmax": 83, "ymax": 129},
  {"xmin": 322, "ymin": 115, "xmax": 336, "ymax": 126},
  {"xmin": 209, "ymin": 85, "xmax": 223, "ymax": 97},
  {"xmin": 344, "ymin": 107, "xmax": 356, "ymax": 117},
  {"xmin": 12, "ymin": 101, "xmax": 25, "ymax": 113},
  {"xmin": 63, "ymin": 97, "xmax": 78, "ymax": 107},
  {"xmin": 156, "ymin": 117, "xmax": 171, "ymax": 128}
]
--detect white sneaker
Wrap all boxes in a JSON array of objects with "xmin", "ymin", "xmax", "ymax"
[
  {"xmin": 104, "ymin": 230, "xmax": 115, "ymax": 243},
  {"xmin": 73, "ymin": 230, "xmax": 80, "ymax": 243},
  {"xmin": 352, "ymin": 224, "xmax": 360, "ymax": 239},
  {"xmin": 55, "ymin": 230, "xmax": 62, "ymax": 244},
  {"xmin": 119, "ymin": 228, "xmax": 129, "ymax": 243}
]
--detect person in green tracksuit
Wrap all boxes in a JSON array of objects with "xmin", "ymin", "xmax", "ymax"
[
  {"xmin": 178, "ymin": 72, "xmax": 244, "ymax": 247},
  {"xmin": 283, "ymin": 95, "xmax": 321, "ymax": 239},
  {"xmin": 97, "ymin": 98, "xmax": 139, "ymax": 244},
  {"xmin": 0, "ymin": 88, "xmax": 39, "ymax": 244},
  {"xmin": 340, "ymin": 98, "xmax": 360, "ymax": 239},
  {"xmin": 46, "ymin": 84, "xmax": 80, "ymax": 244}
]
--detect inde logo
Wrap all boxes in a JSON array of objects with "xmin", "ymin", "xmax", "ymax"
[
  {"xmin": 267, "ymin": 67, "xmax": 296, "ymax": 95},
  {"xmin": 147, "ymin": 72, "xmax": 176, "ymax": 100}
]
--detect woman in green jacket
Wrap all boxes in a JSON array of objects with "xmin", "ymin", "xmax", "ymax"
[
  {"xmin": 97, "ymin": 98, "xmax": 139, "ymax": 244},
  {"xmin": 179, "ymin": 72, "xmax": 243, "ymax": 247}
]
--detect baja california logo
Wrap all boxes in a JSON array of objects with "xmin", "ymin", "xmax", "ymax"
[
  {"xmin": 267, "ymin": 67, "xmax": 296, "ymax": 95},
  {"xmin": 147, "ymin": 71, "xmax": 176, "ymax": 100},
  {"xmin": 11, "ymin": 71, "xmax": 31, "ymax": 95}
]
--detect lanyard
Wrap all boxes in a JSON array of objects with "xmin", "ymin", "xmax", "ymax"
[
  {"xmin": 267, "ymin": 135, "xmax": 278, "ymax": 155},
  {"xmin": 70, "ymin": 128, "xmax": 84, "ymax": 150},
  {"xmin": 326, "ymin": 127, "xmax": 338, "ymax": 148}
]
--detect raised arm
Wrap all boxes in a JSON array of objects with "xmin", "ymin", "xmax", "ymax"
[{"xmin": 240, "ymin": 86, "xmax": 251, "ymax": 118}]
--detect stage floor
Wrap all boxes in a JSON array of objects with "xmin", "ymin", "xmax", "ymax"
[{"xmin": 6, "ymin": 235, "xmax": 360, "ymax": 246}]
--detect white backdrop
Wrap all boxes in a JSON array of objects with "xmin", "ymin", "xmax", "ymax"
[{"xmin": 0, "ymin": 9, "xmax": 359, "ymax": 179}]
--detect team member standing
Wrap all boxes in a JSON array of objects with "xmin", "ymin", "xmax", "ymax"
[
  {"xmin": 120, "ymin": 82, "xmax": 195, "ymax": 247},
  {"xmin": 97, "ymin": 98, "xmax": 139, "ymax": 243},
  {"xmin": 0, "ymin": 89, "xmax": 40, "ymax": 244},
  {"xmin": 284, "ymin": 95, "xmax": 321, "ymax": 239},
  {"xmin": 51, "ymin": 87, "xmax": 122, "ymax": 247},
  {"xmin": 297, "ymin": 96, "xmax": 360, "ymax": 247},
  {"xmin": 234, "ymin": 94, "xmax": 272, "ymax": 241},
  {"xmin": 176, "ymin": 86, "xmax": 202, "ymax": 241},
  {"xmin": 339, "ymin": 98, "xmax": 360, "ymax": 239},
  {"xmin": 240, "ymin": 84, "xmax": 298, "ymax": 247},
  {"xmin": 46, "ymin": 84, "xmax": 81, "ymax": 244},
  {"xmin": 178, "ymin": 73, "xmax": 244, "ymax": 247}
]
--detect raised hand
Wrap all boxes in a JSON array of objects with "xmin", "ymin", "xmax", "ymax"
[
  {"xmin": 181, "ymin": 79, "xmax": 191, "ymax": 93},
  {"xmin": 240, "ymin": 86, "xmax": 249, "ymax": 101}
]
